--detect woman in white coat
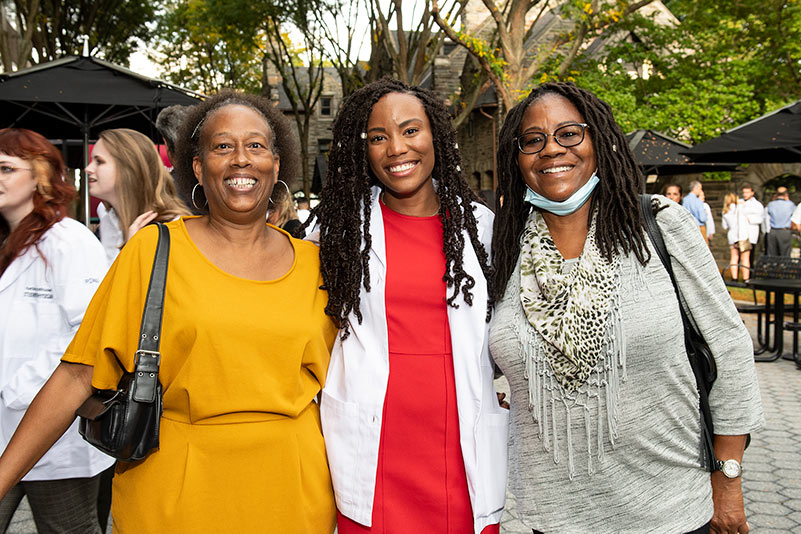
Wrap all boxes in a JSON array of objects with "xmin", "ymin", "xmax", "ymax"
[
  {"xmin": 0, "ymin": 128, "xmax": 113, "ymax": 533},
  {"xmin": 86, "ymin": 128, "xmax": 189, "ymax": 264},
  {"xmin": 721, "ymin": 192, "xmax": 741, "ymax": 280},
  {"xmin": 738, "ymin": 183, "xmax": 764, "ymax": 280},
  {"xmin": 311, "ymin": 79, "xmax": 507, "ymax": 534}
]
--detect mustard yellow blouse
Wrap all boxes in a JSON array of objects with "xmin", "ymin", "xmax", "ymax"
[{"xmin": 63, "ymin": 217, "xmax": 337, "ymax": 533}]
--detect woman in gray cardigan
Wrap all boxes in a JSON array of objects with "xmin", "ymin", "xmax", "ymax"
[{"xmin": 488, "ymin": 82, "xmax": 763, "ymax": 534}]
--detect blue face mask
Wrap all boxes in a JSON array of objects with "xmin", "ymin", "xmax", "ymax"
[{"xmin": 523, "ymin": 172, "xmax": 600, "ymax": 216}]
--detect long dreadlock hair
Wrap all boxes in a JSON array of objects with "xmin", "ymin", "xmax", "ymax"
[
  {"xmin": 491, "ymin": 81, "xmax": 650, "ymax": 303},
  {"xmin": 314, "ymin": 78, "xmax": 492, "ymax": 336}
]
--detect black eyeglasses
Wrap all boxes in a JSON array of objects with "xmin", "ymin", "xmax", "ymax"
[{"xmin": 515, "ymin": 123, "xmax": 590, "ymax": 155}]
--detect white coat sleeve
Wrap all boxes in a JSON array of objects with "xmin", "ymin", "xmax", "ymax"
[
  {"xmin": 746, "ymin": 201, "xmax": 764, "ymax": 225},
  {"xmin": 1, "ymin": 236, "xmax": 106, "ymax": 410}
]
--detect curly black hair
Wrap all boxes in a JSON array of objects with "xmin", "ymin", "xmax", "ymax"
[
  {"xmin": 173, "ymin": 90, "xmax": 299, "ymax": 214},
  {"xmin": 313, "ymin": 77, "xmax": 492, "ymax": 336},
  {"xmin": 491, "ymin": 81, "xmax": 649, "ymax": 303}
]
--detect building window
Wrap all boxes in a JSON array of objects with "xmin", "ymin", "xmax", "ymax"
[{"xmin": 320, "ymin": 96, "xmax": 333, "ymax": 117}]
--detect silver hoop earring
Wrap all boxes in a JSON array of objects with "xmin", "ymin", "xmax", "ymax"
[
  {"xmin": 268, "ymin": 179, "xmax": 290, "ymax": 206},
  {"xmin": 191, "ymin": 183, "xmax": 208, "ymax": 210}
]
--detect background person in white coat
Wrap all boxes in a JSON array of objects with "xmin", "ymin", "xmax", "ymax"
[
  {"xmin": 311, "ymin": 79, "xmax": 507, "ymax": 534},
  {"xmin": 0, "ymin": 128, "xmax": 113, "ymax": 533},
  {"xmin": 86, "ymin": 128, "xmax": 189, "ymax": 265},
  {"xmin": 721, "ymin": 192, "xmax": 741, "ymax": 280},
  {"xmin": 738, "ymin": 183, "xmax": 763, "ymax": 280},
  {"xmin": 699, "ymin": 189, "xmax": 715, "ymax": 247}
]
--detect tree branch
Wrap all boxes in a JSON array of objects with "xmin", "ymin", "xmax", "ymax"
[
  {"xmin": 432, "ymin": 0, "xmax": 511, "ymax": 111},
  {"xmin": 623, "ymin": 0, "xmax": 656, "ymax": 17},
  {"xmin": 557, "ymin": 22, "xmax": 588, "ymax": 77}
]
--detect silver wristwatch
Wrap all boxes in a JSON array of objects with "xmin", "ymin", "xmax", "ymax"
[{"xmin": 716, "ymin": 459, "xmax": 743, "ymax": 478}]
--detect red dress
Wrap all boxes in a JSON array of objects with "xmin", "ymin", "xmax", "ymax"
[{"xmin": 338, "ymin": 203, "xmax": 499, "ymax": 534}]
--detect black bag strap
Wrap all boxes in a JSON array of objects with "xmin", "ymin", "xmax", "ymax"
[
  {"xmin": 639, "ymin": 194, "xmax": 719, "ymax": 470},
  {"xmin": 132, "ymin": 222, "xmax": 170, "ymax": 404}
]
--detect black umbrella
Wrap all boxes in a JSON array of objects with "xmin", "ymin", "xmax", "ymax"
[
  {"xmin": 0, "ymin": 55, "xmax": 203, "ymax": 223},
  {"xmin": 683, "ymin": 100, "xmax": 801, "ymax": 163},
  {"xmin": 626, "ymin": 129, "xmax": 738, "ymax": 175}
]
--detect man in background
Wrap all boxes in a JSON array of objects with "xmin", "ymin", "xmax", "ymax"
[
  {"xmin": 682, "ymin": 181, "xmax": 707, "ymax": 240},
  {"xmin": 296, "ymin": 196, "xmax": 311, "ymax": 225},
  {"xmin": 156, "ymin": 105, "xmax": 193, "ymax": 210},
  {"xmin": 765, "ymin": 186, "xmax": 795, "ymax": 256}
]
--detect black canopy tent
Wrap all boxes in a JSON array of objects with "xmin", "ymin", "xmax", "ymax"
[
  {"xmin": 683, "ymin": 100, "xmax": 801, "ymax": 163},
  {"xmin": 0, "ymin": 56, "xmax": 203, "ymax": 223},
  {"xmin": 626, "ymin": 129, "xmax": 738, "ymax": 176}
]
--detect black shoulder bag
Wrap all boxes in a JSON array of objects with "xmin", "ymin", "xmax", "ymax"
[
  {"xmin": 76, "ymin": 222, "xmax": 169, "ymax": 461},
  {"xmin": 639, "ymin": 194, "xmax": 718, "ymax": 471}
]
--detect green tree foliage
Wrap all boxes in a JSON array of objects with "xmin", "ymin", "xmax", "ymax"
[
  {"xmin": 432, "ymin": 0, "xmax": 656, "ymax": 122},
  {"xmin": 0, "ymin": 0, "xmax": 157, "ymax": 72},
  {"xmin": 570, "ymin": 0, "xmax": 801, "ymax": 142},
  {"xmin": 154, "ymin": 0, "xmax": 271, "ymax": 93},
  {"xmin": 156, "ymin": 0, "xmax": 333, "ymax": 196}
]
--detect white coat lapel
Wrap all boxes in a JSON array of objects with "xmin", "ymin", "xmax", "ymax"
[
  {"xmin": 447, "ymin": 215, "xmax": 488, "ymax": 411},
  {"xmin": 368, "ymin": 186, "xmax": 386, "ymax": 269}
]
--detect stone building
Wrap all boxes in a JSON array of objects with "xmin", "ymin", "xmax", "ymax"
[{"xmin": 269, "ymin": 66, "xmax": 343, "ymax": 195}]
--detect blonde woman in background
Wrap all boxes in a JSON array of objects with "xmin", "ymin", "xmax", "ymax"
[
  {"xmin": 721, "ymin": 192, "xmax": 740, "ymax": 280},
  {"xmin": 86, "ymin": 128, "xmax": 190, "ymax": 264},
  {"xmin": 267, "ymin": 180, "xmax": 303, "ymax": 237}
]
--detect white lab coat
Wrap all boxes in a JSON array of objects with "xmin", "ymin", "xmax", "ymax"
[
  {"xmin": 0, "ymin": 218, "xmax": 114, "ymax": 480},
  {"xmin": 318, "ymin": 187, "xmax": 508, "ymax": 534},
  {"xmin": 97, "ymin": 203, "xmax": 123, "ymax": 266},
  {"xmin": 738, "ymin": 197, "xmax": 764, "ymax": 244},
  {"xmin": 721, "ymin": 203, "xmax": 739, "ymax": 245},
  {"xmin": 703, "ymin": 202, "xmax": 715, "ymax": 238}
]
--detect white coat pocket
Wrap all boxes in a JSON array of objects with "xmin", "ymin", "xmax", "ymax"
[
  {"xmin": 476, "ymin": 410, "xmax": 509, "ymax": 515},
  {"xmin": 320, "ymin": 390, "xmax": 361, "ymax": 506}
]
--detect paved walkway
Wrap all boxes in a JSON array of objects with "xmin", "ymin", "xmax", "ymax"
[
  {"xmin": 497, "ymin": 312, "xmax": 801, "ymax": 533},
  {"xmin": 7, "ymin": 314, "xmax": 801, "ymax": 533}
]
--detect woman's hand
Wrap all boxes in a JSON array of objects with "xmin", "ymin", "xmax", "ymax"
[
  {"xmin": 127, "ymin": 211, "xmax": 158, "ymax": 241},
  {"xmin": 710, "ymin": 434, "xmax": 749, "ymax": 533},
  {"xmin": 710, "ymin": 472, "xmax": 748, "ymax": 533},
  {"xmin": 496, "ymin": 392, "xmax": 510, "ymax": 409}
]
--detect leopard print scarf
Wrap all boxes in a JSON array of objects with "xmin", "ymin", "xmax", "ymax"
[{"xmin": 519, "ymin": 210, "xmax": 621, "ymax": 392}]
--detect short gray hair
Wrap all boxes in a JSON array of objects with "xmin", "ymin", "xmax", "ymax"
[
  {"xmin": 689, "ymin": 180, "xmax": 702, "ymax": 193},
  {"xmin": 156, "ymin": 105, "xmax": 193, "ymax": 153}
]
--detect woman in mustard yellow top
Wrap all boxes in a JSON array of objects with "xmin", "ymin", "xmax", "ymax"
[{"xmin": 0, "ymin": 91, "xmax": 338, "ymax": 533}]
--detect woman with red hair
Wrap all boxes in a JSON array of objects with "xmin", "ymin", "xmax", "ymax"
[{"xmin": 0, "ymin": 129, "xmax": 113, "ymax": 533}]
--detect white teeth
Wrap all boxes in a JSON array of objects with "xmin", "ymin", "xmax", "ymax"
[
  {"xmin": 542, "ymin": 166, "xmax": 572, "ymax": 174},
  {"xmin": 224, "ymin": 177, "xmax": 256, "ymax": 187},
  {"xmin": 388, "ymin": 162, "xmax": 417, "ymax": 173}
]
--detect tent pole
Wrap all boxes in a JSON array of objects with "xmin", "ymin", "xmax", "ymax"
[{"xmin": 82, "ymin": 107, "xmax": 90, "ymax": 226}]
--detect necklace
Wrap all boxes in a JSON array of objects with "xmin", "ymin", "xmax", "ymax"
[{"xmin": 380, "ymin": 191, "xmax": 441, "ymax": 217}]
